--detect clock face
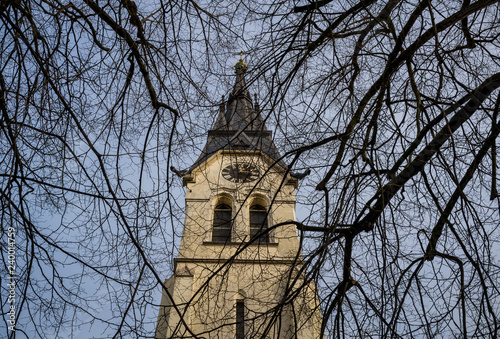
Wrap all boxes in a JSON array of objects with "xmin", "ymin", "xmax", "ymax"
[{"xmin": 222, "ymin": 163, "xmax": 260, "ymax": 183}]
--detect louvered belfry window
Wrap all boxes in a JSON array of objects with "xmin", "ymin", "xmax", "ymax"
[
  {"xmin": 212, "ymin": 204, "xmax": 232, "ymax": 242},
  {"xmin": 249, "ymin": 204, "xmax": 268, "ymax": 243}
]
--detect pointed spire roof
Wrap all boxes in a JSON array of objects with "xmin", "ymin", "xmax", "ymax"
[{"xmin": 188, "ymin": 60, "xmax": 284, "ymax": 172}]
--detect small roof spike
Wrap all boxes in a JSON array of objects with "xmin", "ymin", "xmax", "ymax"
[
  {"xmin": 234, "ymin": 58, "xmax": 247, "ymax": 74},
  {"xmin": 233, "ymin": 50, "xmax": 248, "ymax": 74}
]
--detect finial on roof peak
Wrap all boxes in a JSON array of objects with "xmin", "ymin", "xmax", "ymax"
[
  {"xmin": 234, "ymin": 58, "xmax": 247, "ymax": 74},
  {"xmin": 233, "ymin": 50, "xmax": 248, "ymax": 74}
]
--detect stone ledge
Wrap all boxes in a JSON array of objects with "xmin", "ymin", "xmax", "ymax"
[{"xmin": 202, "ymin": 241, "xmax": 279, "ymax": 246}]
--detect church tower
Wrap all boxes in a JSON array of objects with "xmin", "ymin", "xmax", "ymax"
[{"xmin": 156, "ymin": 59, "xmax": 322, "ymax": 338}]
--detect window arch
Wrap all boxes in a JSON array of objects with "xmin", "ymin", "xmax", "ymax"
[
  {"xmin": 235, "ymin": 289, "xmax": 246, "ymax": 339},
  {"xmin": 249, "ymin": 204, "xmax": 269, "ymax": 243},
  {"xmin": 212, "ymin": 203, "xmax": 232, "ymax": 242},
  {"xmin": 236, "ymin": 300, "xmax": 245, "ymax": 338}
]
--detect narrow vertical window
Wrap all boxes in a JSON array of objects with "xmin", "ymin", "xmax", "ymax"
[
  {"xmin": 249, "ymin": 204, "xmax": 269, "ymax": 243},
  {"xmin": 236, "ymin": 300, "xmax": 245, "ymax": 339},
  {"xmin": 212, "ymin": 204, "xmax": 232, "ymax": 242}
]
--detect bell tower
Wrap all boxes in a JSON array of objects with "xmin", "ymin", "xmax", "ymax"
[{"xmin": 156, "ymin": 59, "xmax": 321, "ymax": 338}]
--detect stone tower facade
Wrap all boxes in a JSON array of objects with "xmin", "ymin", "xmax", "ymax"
[{"xmin": 156, "ymin": 61, "xmax": 322, "ymax": 338}]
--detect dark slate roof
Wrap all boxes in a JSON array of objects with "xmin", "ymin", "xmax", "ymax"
[{"xmin": 189, "ymin": 72, "xmax": 285, "ymax": 172}]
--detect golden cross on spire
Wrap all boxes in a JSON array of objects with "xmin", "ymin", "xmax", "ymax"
[{"xmin": 233, "ymin": 50, "xmax": 247, "ymax": 57}]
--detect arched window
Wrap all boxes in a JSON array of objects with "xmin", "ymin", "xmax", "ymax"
[
  {"xmin": 249, "ymin": 204, "xmax": 269, "ymax": 243},
  {"xmin": 236, "ymin": 300, "xmax": 245, "ymax": 339},
  {"xmin": 212, "ymin": 204, "xmax": 232, "ymax": 242}
]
